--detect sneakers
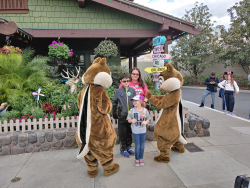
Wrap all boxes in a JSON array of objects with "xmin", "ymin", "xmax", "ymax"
[
  {"xmin": 127, "ymin": 147, "xmax": 135, "ymax": 156},
  {"xmin": 135, "ymin": 160, "xmax": 140, "ymax": 167},
  {"xmin": 228, "ymin": 112, "xmax": 236, "ymax": 116},
  {"xmin": 199, "ymin": 103, "xmax": 204, "ymax": 107},
  {"xmin": 139, "ymin": 159, "xmax": 144, "ymax": 166},
  {"xmin": 211, "ymin": 104, "xmax": 214, "ymax": 109},
  {"xmin": 120, "ymin": 149, "xmax": 130, "ymax": 158}
]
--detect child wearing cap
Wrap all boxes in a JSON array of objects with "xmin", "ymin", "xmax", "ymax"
[
  {"xmin": 112, "ymin": 73, "xmax": 136, "ymax": 158},
  {"xmin": 127, "ymin": 95, "xmax": 151, "ymax": 167}
]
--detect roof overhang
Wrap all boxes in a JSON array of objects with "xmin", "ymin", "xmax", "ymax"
[{"xmin": 91, "ymin": 0, "xmax": 202, "ymax": 36}]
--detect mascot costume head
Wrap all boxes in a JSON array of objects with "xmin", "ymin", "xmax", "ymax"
[
  {"xmin": 146, "ymin": 63, "xmax": 186, "ymax": 163},
  {"xmin": 75, "ymin": 57, "xmax": 119, "ymax": 177}
]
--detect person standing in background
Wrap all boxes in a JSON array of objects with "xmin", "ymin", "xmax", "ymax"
[{"xmin": 199, "ymin": 71, "xmax": 219, "ymax": 109}]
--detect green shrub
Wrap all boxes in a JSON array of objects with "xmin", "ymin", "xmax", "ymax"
[
  {"xmin": 147, "ymin": 88, "xmax": 166, "ymax": 113},
  {"xmin": 109, "ymin": 65, "xmax": 128, "ymax": 89},
  {"xmin": 3, "ymin": 110, "xmax": 22, "ymax": 119},
  {"xmin": 106, "ymin": 86, "xmax": 116, "ymax": 102},
  {"xmin": 144, "ymin": 75, "xmax": 155, "ymax": 90}
]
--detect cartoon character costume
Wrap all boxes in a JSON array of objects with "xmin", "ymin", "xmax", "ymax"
[
  {"xmin": 75, "ymin": 57, "xmax": 119, "ymax": 177},
  {"xmin": 146, "ymin": 64, "xmax": 186, "ymax": 163}
]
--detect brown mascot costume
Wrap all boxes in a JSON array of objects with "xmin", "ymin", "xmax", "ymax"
[
  {"xmin": 75, "ymin": 57, "xmax": 119, "ymax": 177},
  {"xmin": 145, "ymin": 64, "xmax": 187, "ymax": 163}
]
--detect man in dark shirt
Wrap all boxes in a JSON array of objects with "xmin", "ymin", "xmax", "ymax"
[{"xmin": 199, "ymin": 72, "xmax": 219, "ymax": 109}]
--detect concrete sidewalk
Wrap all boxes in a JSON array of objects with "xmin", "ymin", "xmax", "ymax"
[
  {"xmin": 182, "ymin": 86, "xmax": 250, "ymax": 93},
  {"xmin": 1, "ymin": 101, "xmax": 250, "ymax": 188}
]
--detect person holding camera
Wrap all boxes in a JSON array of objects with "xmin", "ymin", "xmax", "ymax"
[{"xmin": 199, "ymin": 72, "xmax": 219, "ymax": 109}]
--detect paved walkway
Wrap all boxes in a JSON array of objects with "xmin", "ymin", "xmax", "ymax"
[{"xmin": 1, "ymin": 101, "xmax": 250, "ymax": 188}]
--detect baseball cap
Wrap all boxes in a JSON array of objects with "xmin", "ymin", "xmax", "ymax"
[
  {"xmin": 130, "ymin": 95, "xmax": 144, "ymax": 101},
  {"xmin": 211, "ymin": 71, "xmax": 216, "ymax": 75}
]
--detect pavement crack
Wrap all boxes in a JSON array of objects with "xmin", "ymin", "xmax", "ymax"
[{"xmin": 7, "ymin": 153, "xmax": 33, "ymax": 188}]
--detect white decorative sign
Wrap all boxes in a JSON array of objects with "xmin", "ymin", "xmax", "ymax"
[{"xmin": 153, "ymin": 45, "xmax": 164, "ymax": 53}]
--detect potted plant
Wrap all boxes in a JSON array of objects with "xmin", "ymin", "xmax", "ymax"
[
  {"xmin": 48, "ymin": 41, "xmax": 73, "ymax": 64},
  {"xmin": 0, "ymin": 45, "xmax": 23, "ymax": 70},
  {"xmin": 94, "ymin": 40, "xmax": 118, "ymax": 59}
]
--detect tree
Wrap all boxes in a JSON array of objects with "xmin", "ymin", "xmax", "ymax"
[
  {"xmin": 216, "ymin": 0, "xmax": 250, "ymax": 75},
  {"xmin": 171, "ymin": 2, "xmax": 216, "ymax": 77}
]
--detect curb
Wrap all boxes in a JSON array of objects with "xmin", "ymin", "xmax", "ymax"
[
  {"xmin": 182, "ymin": 86, "xmax": 250, "ymax": 93},
  {"xmin": 184, "ymin": 100, "xmax": 250, "ymax": 123}
]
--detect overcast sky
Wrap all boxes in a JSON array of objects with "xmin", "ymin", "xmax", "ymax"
[{"xmin": 134, "ymin": 0, "xmax": 241, "ymax": 28}]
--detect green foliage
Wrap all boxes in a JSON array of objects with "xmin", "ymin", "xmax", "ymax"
[
  {"xmin": 94, "ymin": 40, "xmax": 118, "ymax": 59},
  {"xmin": 0, "ymin": 53, "xmax": 22, "ymax": 70},
  {"xmin": 2, "ymin": 110, "xmax": 22, "ymax": 119},
  {"xmin": 215, "ymin": 0, "xmax": 250, "ymax": 75},
  {"xmin": 109, "ymin": 65, "xmax": 129, "ymax": 88},
  {"xmin": 106, "ymin": 86, "xmax": 116, "ymax": 102},
  {"xmin": 48, "ymin": 41, "xmax": 72, "ymax": 59},
  {"xmin": 171, "ymin": 2, "xmax": 216, "ymax": 77},
  {"xmin": 0, "ymin": 47, "xmax": 51, "ymax": 104},
  {"xmin": 147, "ymin": 88, "xmax": 166, "ymax": 112},
  {"xmin": 30, "ymin": 107, "xmax": 46, "ymax": 120},
  {"xmin": 60, "ymin": 103, "xmax": 78, "ymax": 117},
  {"xmin": 144, "ymin": 75, "xmax": 155, "ymax": 90}
]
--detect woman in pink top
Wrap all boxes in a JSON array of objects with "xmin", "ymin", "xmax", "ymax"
[{"xmin": 119, "ymin": 67, "xmax": 148, "ymax": 103}]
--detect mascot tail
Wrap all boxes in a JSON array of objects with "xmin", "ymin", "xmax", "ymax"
[
  {"xmin": 178, "ymin": 99, "xmax": 187, "ymax": 145},
  {"xmin": 77, "ymin": 85, "xmax": 91, "ymax": 159}
]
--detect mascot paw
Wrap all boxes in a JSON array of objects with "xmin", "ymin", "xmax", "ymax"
[
  {"xmin": 154, "ymin": 155, "xmax": 170, "ymax": 163},
  {"xmin": 104, "ymin": 163, "xmax": 120, "ymax": 176},
  {"xmin": 171, "ymin": 146, "xmax": 185, "ymax": 153},
  {"xmin": 87, "ymin": 169, "xmax": 98, "ymax": 178},
  {"xmin": 145, "ymin": 90, "xmax": 152, "ymax": 99}
]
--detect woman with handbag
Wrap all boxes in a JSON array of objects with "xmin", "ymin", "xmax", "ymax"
[{"xmin": 218, "ymin": 73, "xmax": 227, "ymax": 112}]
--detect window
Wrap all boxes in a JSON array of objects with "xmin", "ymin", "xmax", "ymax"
[{"xmin": 0, "ymin": 0, "xmax": 28, "ymax": 14}]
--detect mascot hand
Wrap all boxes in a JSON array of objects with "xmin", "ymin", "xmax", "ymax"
[{"xmin": 145, "ymin": 90, "xmax": 152, "ymax": 100}]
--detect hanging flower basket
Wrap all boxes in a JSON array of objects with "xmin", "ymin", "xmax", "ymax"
[
  {"xmin": 0, "ymin": 46, "xmax": 23, "ymax": 70},
  {"xmin": 48, "ymin": 41, "xmax": 73, "ymax": 60},
  {"xmin": 94, "ymin": 40, "xmax": 118, "ymax": 59}
]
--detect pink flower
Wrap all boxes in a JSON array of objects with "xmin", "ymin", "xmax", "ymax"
[
  {"xmin": 58, "ymin": 42, "xmax": 63, "ymax": 46},
  {"xmin": 52, "ymin": 41, "xmax": 57, "ymax": 44},
  {"xmin": 27, "ymin": 114, "xmax": 30, "ymax": 115},
  {"xmin": 30, "ymin": 115, "xmax": 34, "ymax": 119},
  {"xmin": 75, "ymin": 116, "xmax": 77, "ymax": 119},
  {"xmin": 54, "ymin": 45, "xmax": 57, "ymax": 48},
  {"xmin": 75, "ymin": 78, "xmax": 79, "ymax": 80},
  {"xmin": 19, "ymin": 120, "xmax": 22, "ymax": 123},
  {"xmin": 63, "ymin": 105, "xmax": 66, "ymax": 110},
  {"xmin": 45, "ymin": 116, "xmax": 48, "ymax": 118},
  {"xmin": 68, "ymin": 105, "xmax": 71, "ymax": 109},
  {"xmin": 50, "ymin": 44, "xmax": 53, "ymax": 46},
  {"xmin": 70, "ymin": 49, "xmax": 73, "ymax": 52}
]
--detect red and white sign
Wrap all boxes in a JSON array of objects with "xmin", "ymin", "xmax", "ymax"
[
  {"xmin": 146, "ymin": 54, "xmax": 171, "ymax": 59},
  {"xmin": 153, "ymin": 45, "xmax": 164, "ymax": 53}
]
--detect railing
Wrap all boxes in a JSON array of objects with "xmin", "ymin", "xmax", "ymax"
[
  {"xmin": 0, "ymin": 108, "xmax": 189, "ymax": 134},
  {"xmin": 0, "ymin": 0, "xmax": 28, "ymax": 14}
]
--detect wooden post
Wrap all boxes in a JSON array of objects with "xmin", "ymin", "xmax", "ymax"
[
  {"xmin": 133, "ymin": 56, "xmax": 137, "ymax": 68},
  {"xmin": 129, "ymin": 57, "xmax": 132, "ymax": 72}
]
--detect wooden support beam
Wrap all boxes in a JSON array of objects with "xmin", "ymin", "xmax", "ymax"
[
  {"xmin": 129, "ymin": 58, "xmax": 133, "ymax": 72},
  {"xmin": 132, "ymin": 38, "xmax": 151, "ymax": 50},
  {"xmin": 158, "ymin": 24, "xmax": 169, "ymax": 33},
  {"xmin": 133, "ymin": 57, "xmax": 137, "ymax": 68},
  {"xmin": 78, "ymin": 0, "xmax": 86, "ymax": 8}
]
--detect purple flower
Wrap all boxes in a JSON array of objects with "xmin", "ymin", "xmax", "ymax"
[
  {"xmin": 50, "ymin": 44, "xmax": 53, "ymax": 46},
  {"xmin": 58, "ymin": 42, "xmax": 63, "ymax": 46},
  {"xmin": 52, "ymin": 41, "xmax": 57, "ymax": 44},
  {"xmin": 54, "ymin": 45, "xmax": 57, "ymax": 48},
  {"xmin": 70, "ymin": 49, "xmax": 73, "ymax": 52}
]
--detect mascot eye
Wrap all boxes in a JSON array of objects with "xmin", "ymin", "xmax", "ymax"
[{"xmin": 159, "ymin": 79, "xmax": 163, "ymax": 84}]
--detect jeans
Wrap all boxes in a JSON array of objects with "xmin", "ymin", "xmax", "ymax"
[
  {"xmin": 133, "ymin": 133, "xmax": 146, "ymax": 160},
  {"xmin": 221, "ymin": 91, "xmax": 226, "ymax": 110},
  {"xmin": 201, "ymin": 90, "xmax": 216, "ymax": 105},
  {"xmin": 224, "ymin": 90, "xmax": 235, "ymax": 112}
]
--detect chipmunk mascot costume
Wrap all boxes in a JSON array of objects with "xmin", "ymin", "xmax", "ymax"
[
  {"xmin": 75, "ymin": 57, "xmax": 119, "ymax": 177},
  {"xmin": 145, "ymin": 64, "xmax": 187, "ymax": 163}
]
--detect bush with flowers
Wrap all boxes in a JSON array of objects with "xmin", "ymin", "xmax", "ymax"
[
  {"xmin": 0, "ymin": 45, "xmax": 23, "ymax": 70},
  {"xmin": 48, "ymin": 41, "xmax": 73, "ymax": 59}
]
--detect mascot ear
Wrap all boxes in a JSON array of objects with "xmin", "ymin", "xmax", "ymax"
[
  {"xmin": 166, "ymin": 64, "xmax": 174, "ymax": 72},
  {"xmin": 93, "ymin": 57, "xmax": 101, "ymax": 64},
  {"xmin": 99, "ymin": 58, "xmax": 107, "ymax": 66}
]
